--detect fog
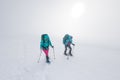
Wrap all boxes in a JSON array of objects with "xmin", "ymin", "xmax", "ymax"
[
  {"xmin": 0, "ymin": 0, "xmax": 120, "ymax": 80},
  {"xmin": 0, "ymin": 0, "xmax": 120, "ymax": 48}
]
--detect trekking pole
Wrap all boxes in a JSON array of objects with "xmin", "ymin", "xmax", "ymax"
[
  {"xmin": 37, "ymin": 49, "xmax": 42, "ymax": 63},
  {"xmin": 53, "ymin": 47, "xmax": 56, "ymax": 59},
  {"xmin": 72, "ymin": 45, "xmax": 75, "ymax": 55}
]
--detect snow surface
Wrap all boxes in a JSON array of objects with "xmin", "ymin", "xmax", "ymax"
[
  {"xmin": 0, "ymin": 0, "xmax": 120, "ymax": 80},
  {"xmin": 0, "ymin": 36, "xmax": 120, "ymax": 80}
]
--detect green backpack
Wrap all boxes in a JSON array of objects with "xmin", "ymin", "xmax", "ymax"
[
  {"xmin": 63, "ymin": 34, "xmax": 69, "ymax": 45},
  {"xmin": 40, "ymin": 34, "xmax": 50, "ymax": 48},
  {"xmin": 41, "ymin": 34, "xmax": 49, "ymax": 42}
]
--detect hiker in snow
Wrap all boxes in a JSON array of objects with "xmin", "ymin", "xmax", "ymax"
[
  {"xmin": 63, "ymin": 34, "xmax": 75, "ymax": 56},
  {"xmin": 40, "ymin": 34, "xmax": 54, "ymax": 63}
]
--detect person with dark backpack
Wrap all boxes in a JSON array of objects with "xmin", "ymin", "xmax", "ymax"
[
  {"xmin": 40, "ymin": 34, "xmax": 54, "ymax": 63},
  {"xmin": 63, "ymin": 34, "xmax": 75, "ymax": 56}
]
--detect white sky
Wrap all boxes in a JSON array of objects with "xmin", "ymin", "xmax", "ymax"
[{"xmin": 0, "ymin": 0, "xmax": 120, "ymax": 47}]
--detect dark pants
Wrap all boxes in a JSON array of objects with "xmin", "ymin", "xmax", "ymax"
[{"xmin": 64, "ymin": 45, "xmax": 72, "ymax": 55}]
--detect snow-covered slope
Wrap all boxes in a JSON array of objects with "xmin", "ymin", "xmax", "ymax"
[{"xmin": 0, "ymin": 36, "xmax": 120, "ymax": 80}]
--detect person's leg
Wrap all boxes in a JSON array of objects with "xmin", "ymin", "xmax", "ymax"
[
  {"xmin": 68, "ymin": 45, "xmax": 72, "ymax": 56},
  {"xmin": 46, "ymin": 56, "xmax": 50, "ymax": 63},
  {"xmin": 64, "ymin": 45, "xmax": 67, "ymax": 55},
  {"xmin": 43, "ymin": 49, "xmax": 50, "ymax": 63},
  {"xmin": 43, "ymin": 49, "xmax": 49, "ymax": 55}
]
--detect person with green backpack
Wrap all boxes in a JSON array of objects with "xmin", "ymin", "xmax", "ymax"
[
  {"xmin": 40, "ymin": 34, "xmax": 54, "ymax": 63},
  {"xmin": 63, "ymin": 34, "xmax": 75, "ymax": 56}
]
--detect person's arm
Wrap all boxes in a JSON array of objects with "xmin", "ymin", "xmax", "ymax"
[
  {"xmin": 70, "ymin": 39, "xmax": 75, "ymax": 46},
  {"xmin": 49, "ymin": 40, "xmax": 54, "ymax": 48},
  {"xmin": 72, "ymin": 43, "xmax": 75, "ymax": 46}
]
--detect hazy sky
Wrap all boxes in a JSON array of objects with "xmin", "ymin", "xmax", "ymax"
[{"xmin": 0, "ymin": 0, "xmax": 120, "ymax": 46}]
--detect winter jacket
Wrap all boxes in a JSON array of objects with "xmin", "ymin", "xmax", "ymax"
[{"xmin": 40, "ymin": 35, "xmax": 53, "ymax": 49}]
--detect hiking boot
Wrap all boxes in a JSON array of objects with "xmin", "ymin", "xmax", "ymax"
[
  {"xmin": 64, "ymin": 53, "xmax": 68, "ymax": 56},
  {"xmin": 46, "ymin": 60, "xmax": 50, "ymax": 63},
  {"xmin": 46, "ymin": 56, "xmax": 50, "ymax": 63},
  {"xmin": 69, "ymin": 53, "xmax": 73, "ymax": 56}
]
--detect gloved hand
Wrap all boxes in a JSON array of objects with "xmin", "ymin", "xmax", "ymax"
[
  {"xmin": 52, "ymin": 46, "xmax": 54, "ymax": 48},
  {"xmin": 72, "ymin": 44, "xmax": 75, "ymax": 46}
]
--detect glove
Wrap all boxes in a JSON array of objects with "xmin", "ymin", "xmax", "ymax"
[
  {"xmin": 72, "ymin": 44, "xmax": 75, "ymax": 46},
  {"xmin": 52, "ymin": 46, "xmax": 54, "ymax": 48}
]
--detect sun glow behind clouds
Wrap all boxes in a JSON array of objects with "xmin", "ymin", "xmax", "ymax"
[
  {"xmin": 71, "ymin": 2, "xmax": 86, "ymax": 18},
  {"xmin": 38, "ymin": 2, "xmax": 86, "ymax": 39}
]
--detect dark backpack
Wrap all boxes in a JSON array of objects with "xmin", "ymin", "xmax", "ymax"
[{"xmin": 63, "ymin": 34, "xmax": 69, "ymax": 44}]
